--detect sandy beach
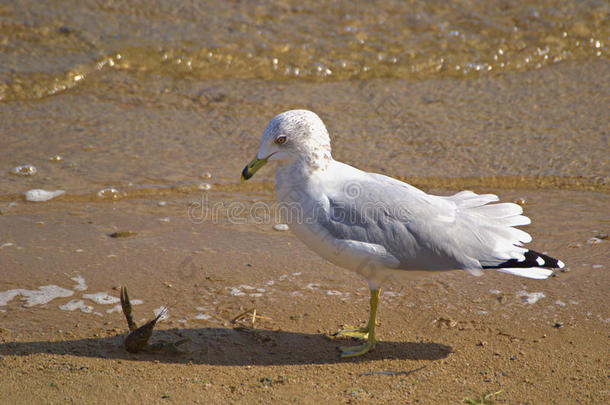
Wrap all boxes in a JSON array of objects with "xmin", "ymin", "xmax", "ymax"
[
  {"xmin": 0, "ymin": 183, "xmax": 608, "ymax": 403},
  {"xmin": 1, "ymin": 0, "xmax": 609, "ymax": 403}
]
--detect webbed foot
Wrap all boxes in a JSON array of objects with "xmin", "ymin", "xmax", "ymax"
[
  {"xmin": 334, "ymin": 325, "xmax": 369, "ymax": 340},
  {"xmin": 339, "ymin": 338, "xmax": 376, "ymax": 358}
]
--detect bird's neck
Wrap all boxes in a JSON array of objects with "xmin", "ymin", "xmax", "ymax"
[{"xmin": 274, "ymin": 148, "xmax": 332, "ymax": 197}]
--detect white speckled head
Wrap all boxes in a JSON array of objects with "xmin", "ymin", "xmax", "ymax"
[{"xmin": 256, "ymin": 110, "xmax": 332, "ymax": 166}]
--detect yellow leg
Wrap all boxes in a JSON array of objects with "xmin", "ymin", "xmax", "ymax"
[{"xmin": 339, "ymin": 288, "xmax": 379, "ymax": 358}]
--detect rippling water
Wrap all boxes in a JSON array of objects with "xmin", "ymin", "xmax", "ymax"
[
  {"xmin": 0, "ymin": 0, "xmax": 608, "ymax": 204},
  {"xmin": 1, "ymin": 0, "xmax": 607, "ymax": 101}
]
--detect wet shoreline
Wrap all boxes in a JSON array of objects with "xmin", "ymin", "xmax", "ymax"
[{"xmin": 0, "ymin": 0, "xmax": 608, "ymax": 401}]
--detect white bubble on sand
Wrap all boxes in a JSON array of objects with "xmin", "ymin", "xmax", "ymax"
[
  {"xmin": 82, "ymin": 292, "xmax": 120, "ymax": 305},
  {"xmin": 0, "ymin": 285, "xmax": 74, "ymax": 307},
  {"xmin": 71, "ymin": 276, "xmax": 88, "ymax": 291},
  {"xmin": 25, "ymin": 286, "xmax": 74, "ymax": 306},
  {"xmin": 97, "ymin": 187, "xmax": 124, "ymax": 200},
  {"xmin": 327, "ymin": 290, "xmax": 343, "ymax": 296},
  {"xmin": 59, "ymin": 299, "xmax": 93, "ymax": 313},
  {"xmin": 228, "ymin": 287, "xmax": 246, "ymax": 296},
  {"xmin": 153, "ymin": 307, "xmax": 169, "ymax": 321},
  {"xmin": 0, "ymin": 243, "xmax": 14, "ymax": 249},
  {"xmin": 195, "ymin": 313, "xmax": 212, "ymax": 320},
  {"xmin": 11, "ymin": 165, "xmax": 37, "ymax": 176},
  {"xmin": 105, "ymin": 299, "xmax": 141, "ymax": 314},
  {"xmin": 273, "ymin": 224, "xmax": 289, "ymax": 231},
  {"xmin": 517, "ymin": 290, "xmax": 545, "ymax": 305},
  {"xmin": 0, "ymin": 290, "xmax": 22, "ymax": 306},
  {"xmin": 25, "ymin": 189, "xmax": 65, "ymax": 202}
]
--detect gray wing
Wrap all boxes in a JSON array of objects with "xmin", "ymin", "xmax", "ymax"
[{"xmin": 318, "ymin": 172, "xmax": 531, "ymax": 272}]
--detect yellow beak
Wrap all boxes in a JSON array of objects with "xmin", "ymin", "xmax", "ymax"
[{"xmin": 241, "ymin": 156, "xmax": 268, "ymax": 183}]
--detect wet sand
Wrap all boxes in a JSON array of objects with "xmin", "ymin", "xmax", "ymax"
[
  {"xmin": 0, "ymin": 0, "xmax": 608, "ymax": 398},
  {"xmin": 0, "ymin": 188, "xmax": 608, "ymax": 403},
  {"xmin": 1, "ymin": 58, "xmax": 609, "ymax": 403}
]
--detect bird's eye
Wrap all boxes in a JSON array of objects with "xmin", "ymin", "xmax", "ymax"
[{"xmin": 275, "ymin": 135, "xmax": 287, "ymax": 144}]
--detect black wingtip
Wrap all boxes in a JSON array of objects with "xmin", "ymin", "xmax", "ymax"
[{"xmin": 484, "ymin": 250, "xmax": 564, "ymax": 269}]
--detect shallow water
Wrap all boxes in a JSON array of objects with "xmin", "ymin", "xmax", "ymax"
[
  {"xmin": 0, "ymin": 2, "xmax": 608, "ymax": 253},
  {"xmin": 1, "ymin": 0, "xmax": 608, "ymax": 203},
  {"xmin": 1, "ymin": 0, "xmax": 608, "ymax": 101},
  {"xmin": 1, "ymin": 62, "xmax": 608, "ymax": 205}
]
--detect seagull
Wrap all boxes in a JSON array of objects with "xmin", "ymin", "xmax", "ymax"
[{"xmin": 241, "ymin": 109, "xmax": 564, "ymax": 357}]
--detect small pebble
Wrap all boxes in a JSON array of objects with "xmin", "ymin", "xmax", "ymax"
[
  {"xmin": 552, "ymin": 322, "xmax": 564, "ymax": 328},
  {"xmin": 200, "ymin": 171, "xmax": 212, "ymax": 179},
  {"xmin": 198, "ymin": 183, "xmax": 211, "ymax": 191},
  {"xmin": 107, "ymin": 231, "xmax": 137, "ymax": 238},
  {"xmin": 273, "ymin": 224, "xmax": 289, "ymax": 231},
  {"xmin": 11, "ymin": 165, "xmax": 37, "ymax": 176},
  {"xmin": 48, "ymin": 155, "xmax": 63, "ymax": 162},
  {"xmin": 158, "ymin": 201, "xmax": 167, "ymax": 206}
]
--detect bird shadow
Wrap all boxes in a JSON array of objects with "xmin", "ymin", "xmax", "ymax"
[{"xmin": 0, "ymin": 327, "xmax": 452, "ymax": 365}]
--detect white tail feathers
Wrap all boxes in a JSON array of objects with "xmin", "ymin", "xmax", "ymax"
[
  {"xmin": 451, "ymin": 191, "xmax": 499, "ymax": 208},
  {"xmin": 496, "ymin": 267, "xmax": 554, "ymax": 280}
]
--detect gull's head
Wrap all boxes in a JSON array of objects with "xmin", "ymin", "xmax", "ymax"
[{"xmin": 241, "ymin": 110, "xmax": 331, "ymax": 181}]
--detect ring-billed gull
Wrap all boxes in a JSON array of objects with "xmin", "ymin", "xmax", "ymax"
[{"xmin": 241, "ymin": 109, "xmax": 564, "ymax": 357}]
